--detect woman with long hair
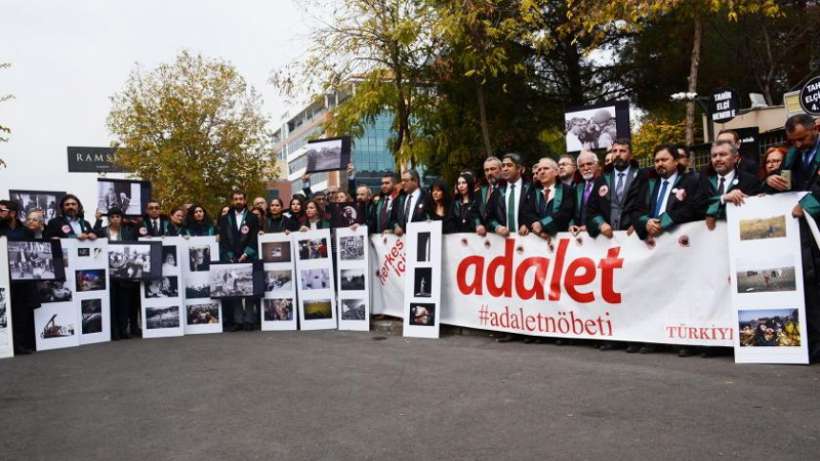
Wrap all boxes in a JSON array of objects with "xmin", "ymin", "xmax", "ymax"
[
  {"xmin": 758, "ymin": 146, "xmax": 787, "ymax": 180},
  {"xmin": 446, "ymin": 172, "xmax": 482, "ymax": 234},
  {"xmin": 266, "ymin": 197, "xmax": 294, "ymax": 233},
  {"xmin": 425, "ymin": 179, "xmax": 451, "ymax": 224},
  {"xmin": 299, "ymin": 199, "xmax": 331, "ymax": 231},
  {"xmin": 287, "ymin": 196, "xmax": 307, "ymax": 230},
  {"xmin": 182, "ymin": 204, "xmax": 216, "ymax": 236}
]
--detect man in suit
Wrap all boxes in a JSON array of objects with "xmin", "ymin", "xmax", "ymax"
[
  {"xmin": 44, "ymin": 194, "xmax": 96, "ymax": 240},
  {"xmin": 218, "ymin": 190, "xmax": 260, "ymax": 331},
  {"xmin": 569, "ymin": 151, "xmax": 598, "ymax": 233},
  {"xmin": 523, "ymin": 158, "xmax": 576, "ymax": 237},
  {"xmin": 586, "ymin": 139, "xmax": 642, "ymax": 238},
  {"xmin": 370, "ymin": 172, "xmax": 402, "ymax": 233},
  {"xmin": 137, "ymin": 201, "xmax": 171, "ymax": 237},
  {"xmin": 628, "ymin": 144, "xmax": 706, "ymax": 243},
  {"xmin": 765, "ymin": 114, "xmax": 820, "ymax": 362},
  {"xmin": 393, "ymin": 169, "xmax": 428, "ymax": 236},
  {"xmin": 478, "ymin": 156, "xmax": 504, "ymax": 226},
  {"xmin": 703, "ymin": 141, "xmax": 762, "ymax": 228},
  {"xmin": 487, "ymin": 153, "xmax": 531, "ymax": 237},
  {"xmin": 557, "ymin": 154, "xmax": 577, "ymax": 187}
]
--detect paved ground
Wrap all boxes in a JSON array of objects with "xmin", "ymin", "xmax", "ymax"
[{"xmin": 0, "ymin": 331, "xmax": 818, "ymax": 460}]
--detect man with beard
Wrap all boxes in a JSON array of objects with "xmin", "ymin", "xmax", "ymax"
[
  {"xmin": 218, "ymin": 191, "xmax": 260, "ymax": 331},
  {"xmin": 369, "ymin": 172, "xmax": 401, "ymax": 233},
  {"xmin": 486, "ymin": 153, "xmax": 531, "ymax": 238},
  {"xmin": 557, "ymin": 154, "xmax": 577, "ymax": 187},
  {"xmin": 44, "ymin": 194, "xmax": 96, "ymax": 240},
  {"xmin": 586, "ymin": 139, "xmax": 643, "ymax": 238},
  {"xmin": 0, "ymin": 200, "xmax": 38, "ymax": 354},
  {"xmin": 764, "ymin": 114, "xmax": 820, "ymax": 362},
  {"xmin": 703, "ymin": 141, "xmax": 762, "ymax": 227},
  {"xmin": 136, "ymin": 201, "xmax": 171, "ymax": 237},
  {"xmin": 393, "ymin": 169, "xmax": 429, "ymax": 236},
  {"xmin": 569, "ymin": 151, "xmax": 599, "ymax": 234},
  {"xmin": 478, "ymin": 156, "xmax": 503, "ymax": 225}
]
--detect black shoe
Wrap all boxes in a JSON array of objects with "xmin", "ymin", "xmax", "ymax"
[
  {"xmin": 230, "ymin": 324, "xmax": 243, "ymax": 332},
  {"xmin": 639, "ymin": 344, "xmax": 656, "ymax": 354},
  {"xmin": 130, "ymin": 328, "xmax": 142, "ymax": 338},
  {"xmin": 14, "ymin": 347, "xmax": 33, "ymax": 355},
  {"xmin": 625, "ymin": 344, "xmax": 641, "ymax": 353},
  {"xmin": 496, "ymin": 334, "xmax": 517, "ymax": 343},
  {"xmin": 678, "ymin": 347, "xmax": 694, "ymax": 358}
]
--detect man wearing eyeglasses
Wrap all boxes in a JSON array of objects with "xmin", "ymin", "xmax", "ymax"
[{"xmin": 137, "ymin": 201, "xmax": 171, "ymax": 237}]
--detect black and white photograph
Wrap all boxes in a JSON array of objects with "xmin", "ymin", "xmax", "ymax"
[
  {"xmin": 330, "ymin": 203, "xmax": 359, "ymax": 228},
  {"xmin": 303, "ymin": 299, "xmax": 332, "ymax": 320},
  {"xmin": 210, "ymin": 263, "xmax": 257, "ymax": 298},
  {"xmin": 108, "ymin": 242, "xmax": 159, "ymax": 280},
  {"xmin": 40, "ymin": 312, "xmax": 75, "ymax": 339},
  {"xmin": 264, "ymin": 298, "xmax": 293, "ymax": 321},
  {"xmin": 188, "ymin": 246, "xmax": 211, "ymax": 272},
  {"xmin": 736, "ymin": 255, "xmax": 796, "ymax": 294},
  {"xmin": 341, "ymin": 299, "xmax": 366, "ymax": 321},
  {"xmin": 0, "ymin": 288, "xmax": 7, "ymax": 340},
  {"xmin": 339, "ymin": 235, "xmax": 365, "ymax": 261},
  {"xmin": 187, "ymin": 303, "xmax": 220, "ymax": 325},
  {"xmin": 300, "ymin": 268, "xmax": 330, "ymax": 290},
  {"xmin": 410, "ymin": 302, "xmax": 436, "ymax": 326},
  {"xmin": 162, "ymin": 246, "xmax": 178, "ymax": 272},
  {"xmin": 36, "ymin": 280, "xmax": 72, "ymax": 303},
  {"xmin": 8, "ymin": 240, "xmax": 62, "ymax": 281},
  {"xmin": 78, "ymin": 248, "xmax": 90, "ymax": 257},
  {"xmin": 81, "ymin": 299, "xmax": 102, "ymax": 334},
  {"xmin": 145, "ymin": 306, "xmax": 180, "ymax": 329},
  {"xmin": 304, "ymin": 137, "xmax": 350, "ymax": 173},
  {"xmin": 265, "ymin": 270, "xmax": 293, "ymax": 291},
  {"xmin": 261, "ymin": 241, "xmax": 291, "ymax": 263},
  {"xmin": 414, "ymin": 267, "xmax": 432, "ymax": 298},
  {"xmin": 185, "ymin": 280, "xmax": 210, "ymax": 298},
  {"xmin": 416, "ymin": 232, "xmax": 431, "ymax": 263},
  {"xmin": 564, "ymin": 105, "xmax": 618, "ymax": 151},
  {"xmin": 144, "ymin": 276, "xmax": 179, "ymax": 299},
  {"xmin": 75, "ymin": 269, "xmax": 106, "ymax": 292},
  {"xmin": 9, "ymin": 189, "xmax": 65, "ymax": 224},
  {"xmin": 96, "ymin": 178, "xmax": 149, "ymax": 216},
  {"xmin": 339, "ymin": 269, "xmax": 365, "ymax": 291},
  {"xmin": 297, "ymin": 238, "xmax": 328, "ymax": 260}
]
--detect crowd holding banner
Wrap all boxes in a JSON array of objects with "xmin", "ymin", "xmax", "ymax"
[{"xmin": 1, "ymin": 114, "xmax": 819, "ymax": 364}]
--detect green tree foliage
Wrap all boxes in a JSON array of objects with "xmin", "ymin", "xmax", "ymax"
[{"xmin": 108, "ymin": 51, "xmax": 276, "ymax": 216}]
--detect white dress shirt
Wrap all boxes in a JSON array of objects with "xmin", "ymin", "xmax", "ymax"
[
  {"xmin": 505, "ymin": 177, "xmax": 523, "ymax": 232},
  {"xmin": 405, "ymin": 189, "xmax": 421, "ymax": 222},
  {"xmin": 234, "ymin": 209, "xmax": 245, "ymax": 231},
  {"xmin": 717, "ymin": 169, "xmax": 736, "ymax": 204},
  {"xmin": 656, "ymin": 172, "xmax": 678, "ymax": 216}
]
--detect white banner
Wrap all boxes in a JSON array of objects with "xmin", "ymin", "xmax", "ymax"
[
  {"xmin": 294, "ymin": 229, "xmax": 337, "ymax": 330},
  {"xmin": 402, "ymin": 221, "xmax": 442, "ymax": 338},
  {"xmin": 336, "ymin": 226, "xmax": 370, "ymax": 331},
  {"xmin": 182, "ymin": 236, "xmax": 222, "ymax": 335},
  {"xmin": 727, "ymin": 193, "xmax": 809, "ymax": 364},
  {"xmin": 259, "ymin": 233, "xmax": 297, "ymax": 331},
  {"xmin": 140, "ymin": 237, "xmax": 184, "ymax": 338},
  {"xmin": 0, "ymin": 237, "xmax": 14, "ymax": 359},
  {"xmin": 370, "ymin": 234, "xmax": 404, "ymax": 318},
  {"xmin": 372, "ymin": 222, "xmax": 737, "ymax": 346}
]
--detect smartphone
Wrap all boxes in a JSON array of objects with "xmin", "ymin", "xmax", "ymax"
[{"xmin": 781, "ymin": 169, "xmax": 792, "ymax": 190}]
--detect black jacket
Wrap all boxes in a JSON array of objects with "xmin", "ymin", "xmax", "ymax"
[
  {"xmin": 445, "ymin": 199, "xmax": 482, "ymax": 234},
  {"xmin": 44, "ymin": 215, "xmax": 94, "ymax": 239},
  {"xmin": 521, "ymin": 183, "xmax": 576, "ymax": 235},
  {"xmin": 700, "ymin": 169, "xmax": 762, "ymax": 220},
  {"xmin": 627, "ymin": 169, "xmax": 706, "ymax": 240},
  {"xmin": 585, "ymin": 166, "xmax": 646, "ymax": 237},
  {"xmin": 394, "ymin": 190, "xmax": 429, "ymax": 232},
  {"xmin": 218, "ymin": 208, "xmax": 260, "ymax": 262},
  {"xmin": 487, "ymin": 180, "xmax": 533, "ymax": 232}
]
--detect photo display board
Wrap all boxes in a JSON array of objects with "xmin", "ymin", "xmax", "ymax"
[
  {"xmin": 140, "ymin": 237, "xmax": 184, "ymax": 338},
  {"xmin": 0, "ymin": 237, "xmax": 14, "ymax": 359},
  {"xmin": 182, "ymin": 236, "xmax": 222, "ymax": 335},
  {"xmin": 294, "ymin": 229, "xmax": 337, "ymax": 330},
  {"xmin": 259, "ymin": 233, "xmax": 298, "ymax": 331},
  {"xmin": 72, "ymin": 239, "xmax": 111, "ymax": 345},
  {"xmin": 402, "ymin": 221, "xmax": 442, "ymax": 338},
  {"xmin": 108, "ymin": 240, "xmax": 162, "ymax": 281},
  {"xmin": 96, "ymin": 178, "xmax": 151, "ymax": 217},
  {"xmin": 8, "ymin": 189, "xmax": 66, "ymax": 225},
  {"xmin": 335, "ymin": 226, "xmax": 370, "ymax": 331},
  {"xmin": 727, "ymin": 193, "xmax": 809, "ymax": 364},
  {"xmin": 8, "ymin": 240, "xmax": 65, "ymax": 282}
]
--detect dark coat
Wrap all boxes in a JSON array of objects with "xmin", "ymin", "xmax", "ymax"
[
  {"xmin": 137, "ymin": 216, "xmax": 172, "ymax": 237},
  {"xmin": 445, "ymin": 198, "xmax": 482, "ymax": 234},
  {"xmin": 394, "ymin": 190, "xmax": 429, "ymax": 232},
  {"xmin": 218, "ymin": 208, "xmax": 260, "ymax": 262},
  {"xmin": 521, "ymin": 183, "xmax": 576, "ymax": 235},
  {"xmin": 701, "ymin": 169, "xmax": 762, "ymax": 220},
  {"xmin": 585, "ymin": 165, "xmax": 645, "ymax": 237},
  {"xmin": 486, "ymin": 180, "xmax": 533, "ymax": 232},
  {"xmin": 627, "ymin": 169, "xmax": 706, "ymax": 240},
  {"xmin": 369, "ymin": 193, "xmax": 401, "ymax": 233},
  {"xmin": 44, "ymin": 215, "xmax": 94, "ymax": 239}
]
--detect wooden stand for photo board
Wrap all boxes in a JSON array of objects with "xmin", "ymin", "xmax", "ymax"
[{"xmin": 259, "ymin": 233, "xmax": 298, "ymax": 331}]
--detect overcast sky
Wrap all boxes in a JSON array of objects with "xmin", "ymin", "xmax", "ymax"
[{"xmin": 0, "ymin": 0, "xmax": 315, "ymax": 209}]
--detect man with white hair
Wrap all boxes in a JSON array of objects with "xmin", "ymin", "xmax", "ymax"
[
  {"xmin": 478, "ymin": 156, "xmax": 504, "ymax": 224},
  {"xmin": 569, "ymin": 150, "xmax": 599, "ymax": 233},
  {"xmin": 523, "ymin": 158, "xmax": 576, "ymax": 237}
]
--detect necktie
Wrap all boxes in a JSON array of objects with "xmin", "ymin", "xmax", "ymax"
[
  {"xmin": 542, "ymin": 188, "xmax": 551, "ymax": 213},
  {"xmin": 583, "ymin": 181, "xmax": 593, "ymax": 204},
  {"xmin": 153, "ymin": 219, "xmax": 159, "ymax": 234},
  {"xmin": 653, "ymin": 180, "xmax": 669, "ymax": 218},
  {"xmin": 717, "ymin": 176, "xmax": 725, "ymax": 195},
  {"xmin": 615, "ymin": 173, "xmax": 625, "ymax": 203},
  {"xmin": 486, "ymin": 185, "xmax": 493, "ymax": 204},
  {"xmin": 379, "ymin": 198, "xmax": 389, "ymax": 231},
  {"xmin": 404, "ymin": 194, "xmax": 412, "ymax": 223},
  {"xmin": 507, "ymin": 184, "xmax": 516, "ymax": 230}
]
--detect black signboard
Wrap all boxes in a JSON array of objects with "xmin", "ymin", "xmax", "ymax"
[
  {"xmin": 711, "ymin": 88, "xmax": 738, "ymax": 123},
  {"xmin": 67, "ymin": 146, "xmax": 128, "ymax": 173},
  {"xmin": 799, "ymin": 75, "xmax": 820, "ymax": 116}
]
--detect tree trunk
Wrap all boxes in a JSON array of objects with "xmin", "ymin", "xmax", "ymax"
[
  {"xmin": 685, "ymin": 15, "xmax": 702, "ymax": 146},
  {"xmin": 476, "ymin": 82, "xmax": 493, "ymax": 156}
]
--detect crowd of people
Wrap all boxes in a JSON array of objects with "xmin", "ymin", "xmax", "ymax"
[{"xmin": 1, "ymin": 114, "xmax": 818, "ymax": 362}]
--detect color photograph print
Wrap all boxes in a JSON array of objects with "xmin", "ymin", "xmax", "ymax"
[
  {"xmin": 210, "ymin": 264, "xmax": 255, "ymax": 298},
  {"xmin": 339, "ymin": 235, "xmax": 365, "ymax": 261},
  {"xmin": 739, "ymin": 215, "xmax": 786, "ymax": 241},
  {"xmin": 146, "ymin": 306, "xmax": 180, "ymax": 329},
  {"xmin": 303, "ymin": 299, "xmax": 332, "ymax": 320},
  {"xmin": 264, "ymin": 298, "xmax": 294, "ymax": 321},
  {"xmin": 736, "ymin": 254, "xmax": 796, "ymax": 294},
  {"xmin": 297, "ymin": 238, "xmax": 328, "ymax": 260},
  {"xmin": 81, "ymin": 299, "xmax": 103, "ymax": 334},
  {"xmin": 265, "ymin": 270, "xmax": 293, "ymax": 291},
  {"xmin": 75, "ymin": 269, "xmax": 106, "ymax": 292},
  {"xmin": 341, "ymin": 299, "xmax": 366, "ymax": 321},
  {"xmin": 339, "ymin": 269, "xmax": 365, "ymax": 291},
  {"xmin": 144, "ymin": 276, "xmax": 179, "ymax": 299},
  {"xmin": 413, "ymin": 267, "xmax": 432, "ymax": 298},
  {"xmin": 409, "ymin": 302, "xmax": 436, "ymax": 326},
  {"xmin": 187, "ymin": 303, "xmax": 220, "ymax": 325},
  {"xmin": 261, "ymin": 241, "xmax": 291, "ymax": 263},
  {"xmin": 39, "ymin": 311, "xmax": 76, "ymax": 339},
  {"xmin": 188, "ymin": 245, "xmax": 211, "ymax": 272},
  {"xmin": 300, "ymin": 268, "xmax": 330, "ymax": 290},
  {"xmin": 108, "ymin": 244, "xmax": 153, "ymax": 279},
  {"xmin": 37, "ymin": 280, "xmax": 72, "ymax": 303},
  {"xmin": 9, "ymin": 190, "xmax": 65, "ymax": 225},
  {"xmin": 8, "ymin": 241, "xmax": 59, "ymax": 280},
  {"xmin": 738, "ymin": 308, "xmax": 801, "ymax": 347}
]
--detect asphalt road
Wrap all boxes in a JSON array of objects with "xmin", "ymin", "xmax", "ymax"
[{"xmin": 0, "ymin": 331, "xmax": 818, "ymax": 460}]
